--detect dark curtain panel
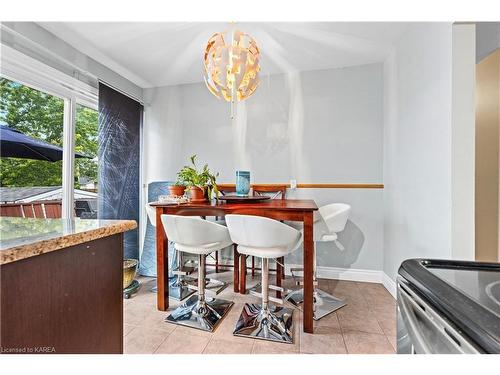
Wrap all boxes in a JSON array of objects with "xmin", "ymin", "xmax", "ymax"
[{"xmin": 98, "ymin": 83, "xmax": 142, "ymax": 259}]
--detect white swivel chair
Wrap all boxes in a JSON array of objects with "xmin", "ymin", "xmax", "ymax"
[
  {"xmin": 225, "ymin": 214, "xmax": 302, "ymax": 344},
  {"xmin": 161, "ymin": 214, "xmax": 234, "ymax": 332},
  {"xmin": 285, "ymin": 203, "xmax": 351, "ymax": 320},
  {"xmin": 145, "ymin": 204, "xmax": 196, "ymax": 301}
]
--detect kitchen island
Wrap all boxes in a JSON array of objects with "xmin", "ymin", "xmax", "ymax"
[{"xmin": 0, "ymin": 217, "xmax": 137, "ymax": 354}]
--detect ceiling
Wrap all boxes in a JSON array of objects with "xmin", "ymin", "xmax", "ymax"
[{"xmin": 37, "ymin": 22, "xmax": 411, "ymax": 88}]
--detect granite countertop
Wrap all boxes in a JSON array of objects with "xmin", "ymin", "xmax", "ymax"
[{"xmin": 0, "ymin": 217, "xmax": 137, "ymax": 265}]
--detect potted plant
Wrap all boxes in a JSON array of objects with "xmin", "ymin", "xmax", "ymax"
[
  {"xmin": 168, "ymin": 181, "xmax": 186, "ymax": 197},
  {"xmin": 177, "ymin": 155, "xmax": 219, "ymax": 202}
]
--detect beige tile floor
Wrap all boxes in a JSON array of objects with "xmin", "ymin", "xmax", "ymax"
[{"xmin": 124, "ymin": 270, "xmax": 397, "ymax": 354}]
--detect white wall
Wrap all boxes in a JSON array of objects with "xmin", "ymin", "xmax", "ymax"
[
  {"xmin": 144, "ymin": 63, "xmax": 385, "ymax": 272},
  {"xmin": 383, "ymin": 23, "xmax": 457, "ymax": 282},
  {"xmin": 451, "ymin": 24, "xmax": 476, "ymax": 261},
  {"xmin": 145, "ymin": 65, "xmax": 383, "ymax": 184},
  {"xmin": 1, "ymin": 22, "xmax": 143, "ymax": 101},
  {"xmin": 144, "ymin": 24, "xmax": 476, "ymax": 283}
]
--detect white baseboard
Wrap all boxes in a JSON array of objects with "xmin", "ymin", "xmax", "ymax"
[
  {"xmin": 285, "ymin": 264, "xmax": 383, "ymax": 284},
  {"xmin": 382, "ymin": 272, "xmax": 397, "ymax": 299},
  {"xmin": 284, "ymin": 264, "xmax": 397, "ymax": 299}
]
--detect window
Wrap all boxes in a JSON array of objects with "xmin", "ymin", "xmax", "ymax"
[
  {"xmin": 1, "ymin": 46, "xmax": 99, "ymax": 218},
  {"xmin": 75, "ymin": 104, "xmax": 99, "ymax": 217},
  {"xmin": 0, "ymin": 77, "xmax": 98, "ymax": 218},
  {"xmin": 0, "ymin": 78, "xmax": 64, "ymax": 202}
]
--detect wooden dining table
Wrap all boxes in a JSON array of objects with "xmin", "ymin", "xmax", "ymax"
[{"xmin": 151, "ymin": 199, "xmax": 318, "ymax": 334}]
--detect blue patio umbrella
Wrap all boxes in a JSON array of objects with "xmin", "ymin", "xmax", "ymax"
[{"xmin": 0, "ymin": 123, "xmax": 90, "ymax": 162}]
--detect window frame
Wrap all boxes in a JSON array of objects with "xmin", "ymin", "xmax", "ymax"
[{"xmin": 1, "ymin": 44, "xmax": 98, "ymax": 218}]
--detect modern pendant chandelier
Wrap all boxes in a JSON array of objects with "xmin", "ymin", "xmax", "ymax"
[{"xmin": 203, "ymin": 27, "xmax": 260, "ymax": 118}]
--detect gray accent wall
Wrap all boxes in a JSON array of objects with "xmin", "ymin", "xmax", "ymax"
[{"xmin": 143, "ymin": 63, "xmax": 384, "ymax": 272}]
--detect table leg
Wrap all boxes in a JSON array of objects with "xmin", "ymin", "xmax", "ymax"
[
  {"xmin": 156, "ymin": 207, "xmax": 169, "ymax": 311},
  {"xmin": 239, "ymin": 254, "xmax": 247, "ymax": 294},
  {"xmin": 303, "ymin": 211, "xmax": 314, "ymax": 333},
  {"xmin": 233, "ymin": 244, "xmax": 239, "ymax": 293},
  {"xmin": 275, "ymin": 257, "xmax": 283, "ymax": 298}
]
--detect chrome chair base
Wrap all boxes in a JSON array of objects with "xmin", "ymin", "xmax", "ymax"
[
  {"xmin": 285, "ymin": 288, "xmax": 347, "ymax": 320},
  {"xmin": 233, "ymin": 303, "xmax": 294, "ymax": 344},
  {"xmin": 285, "ymin": 289, "xmax": 303, "ymax": 307},
  {"xmin": 249, "ymin": 283, "xmax": 284, "ymax": 305},
  {"xmin": 169, "ymin": 276, "xmax": 197, "ymax": 301},
  {"xmin": 149, "ymin": 278, "xmax": 197, "ymax": 301},
  {"xmin": 248, "ymin": 283, "xmax": 261, "ymax": 295},
  {"xmin": 165, "ymin": 294, "xmax": 233, "ymax": 332},
  {"xmin": 187, "ymin": 277, "xmax": 228, "ymax": 296},
  {"xmin": 204, "ymin": 278, "xmax": 228, "ymax": 295}
]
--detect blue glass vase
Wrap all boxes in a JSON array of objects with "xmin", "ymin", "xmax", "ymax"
[{"xmin": 236, "ymin": 170, "xmax": 250, "ymax": 196}]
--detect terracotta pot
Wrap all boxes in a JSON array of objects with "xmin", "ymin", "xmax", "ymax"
[
  {"xmin": 168, "ymin": 185, "xmax": 186, "ymax": 197},
  {"xmin": 189, "ymin": 186, "xmax": 206, "ymax": 202}
]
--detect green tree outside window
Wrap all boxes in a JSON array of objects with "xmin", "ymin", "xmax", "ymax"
[{"xmin": 0, "ymin": 78, "xmax": 98, "ymax": 189}]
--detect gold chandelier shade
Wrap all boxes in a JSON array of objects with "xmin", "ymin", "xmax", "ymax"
[{"xmin": 203, "ymin": 29, "xmax": 260, "ymax": 103}]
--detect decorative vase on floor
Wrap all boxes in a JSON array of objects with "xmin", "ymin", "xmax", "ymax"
[{"xmin": 236, "ymin": 170, "xmax": 250, "ymax": 196}]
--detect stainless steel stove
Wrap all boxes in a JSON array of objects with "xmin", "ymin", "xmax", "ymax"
[{"xmin": 397, "ymin": 259, "xmax": 500, "ymax": 354}]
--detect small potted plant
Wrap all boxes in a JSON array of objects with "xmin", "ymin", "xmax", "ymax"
[
  {"xmin": 168, "ymin": 181, "xmax": 186, "ymax": 197},
  {"xmin": 177, "ymin": 155, "xmax": 219, "ymax": 202}
]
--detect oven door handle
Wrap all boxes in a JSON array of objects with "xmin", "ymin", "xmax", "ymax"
[{"xmin": 397, "ymin": 286, "xmax": 432, "ymax": 354}]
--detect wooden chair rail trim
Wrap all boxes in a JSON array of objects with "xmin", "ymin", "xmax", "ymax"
[
  {"xmin": 217, "ymin": 183, "xmax": 384, "ymax": 189},
  {"xmin": 297, "ymin": 183, "xmax": 384, "ymax": 189}
]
